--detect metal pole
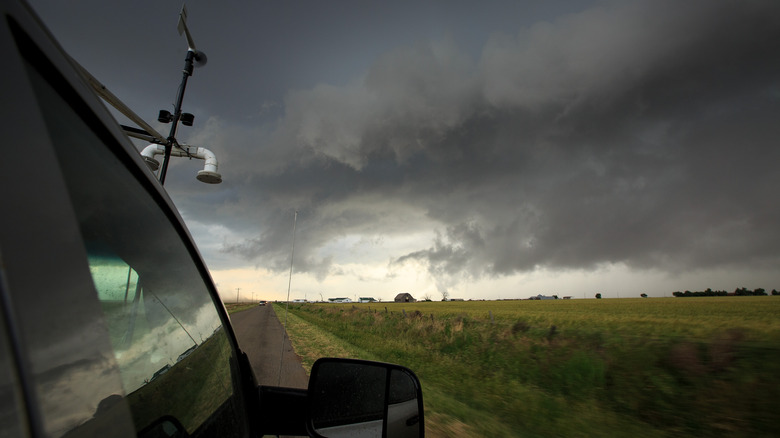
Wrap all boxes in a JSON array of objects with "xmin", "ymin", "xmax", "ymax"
[
  {"xmin": 159, "ymin": 50, "xmax": 195, "ymax": 185},
  {"xmin": 279, "ymin": 210, "xmax": 298, "ymax": 386}
]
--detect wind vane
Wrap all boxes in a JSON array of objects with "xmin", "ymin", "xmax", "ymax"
[
  {"xmin": 148, "ymin": 4, "xmax": 220, "ymax": 185},
  {"xmin": 78, "ymin": 4, "xmax": 222, "ymax": 186}
]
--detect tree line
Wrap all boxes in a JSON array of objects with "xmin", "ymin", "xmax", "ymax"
[{"xmin": 672, "ymin": 287, "xmax": 779, "ymax": 297}]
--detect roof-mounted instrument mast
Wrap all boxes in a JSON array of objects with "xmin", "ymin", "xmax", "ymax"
[
  {"xmin": 77, "ymin": 4, "xmax": 221, "ymax": 185},
  {"xmin": 155, "ymin": 4, "xmax": 218, "ymax": 185}
]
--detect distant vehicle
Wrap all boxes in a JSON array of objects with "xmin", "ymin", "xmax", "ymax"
[
  {"xmin": 0, "ymin": 1, "xmax": 424, "ymax": 436},
  {"xmin": 258, "ymin": 300, "xmax": 267, "ymax": 306}
]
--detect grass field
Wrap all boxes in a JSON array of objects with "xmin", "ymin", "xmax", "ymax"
[
  {"xmin": 274, "ymin": 297, "xmax": 780, "ymax": 437},
  {"xmin": 224, "ymin": 302, "xmax": 258, "ymax": 314}
]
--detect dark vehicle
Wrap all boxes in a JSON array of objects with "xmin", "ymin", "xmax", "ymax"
[{"xmin": 0, "ymin": 0, "xmax": 424, "ymax": 436}]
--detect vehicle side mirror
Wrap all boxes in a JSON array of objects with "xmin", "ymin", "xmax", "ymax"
[{"xmin": 307, "ymin": 358, "xmax": 424, "ymax": 438}]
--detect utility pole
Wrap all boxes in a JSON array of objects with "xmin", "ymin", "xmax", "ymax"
[{"xmin": 236, "ymin": 287, "xmax": 240, "ymax": 303}]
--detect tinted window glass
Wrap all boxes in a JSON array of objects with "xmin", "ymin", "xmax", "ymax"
[
  {"xmin": 23, "ymin": 52, "xmax": 241, "ymax": 436},
  {"xmin": 86, "ymin": 252, "xmax": 234, "ymax": 434}
]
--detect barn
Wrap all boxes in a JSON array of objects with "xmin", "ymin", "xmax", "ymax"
[{"xmin": 394, "ymin": 293, "xmax": 416, "ymax": 303}]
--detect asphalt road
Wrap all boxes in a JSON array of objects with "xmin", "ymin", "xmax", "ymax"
[{"xmin": 230, "ymin": 305, "xmax": 309, "ymax": 389}]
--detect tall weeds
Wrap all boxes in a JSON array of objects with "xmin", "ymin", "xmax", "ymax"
[{"xmin": 278, "ymin": 299, "xmax": 780, "ymax": 437}]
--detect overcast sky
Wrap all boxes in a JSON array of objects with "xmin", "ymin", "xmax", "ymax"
[{"xmin": 29, "ymin": 0, "xmax": 780, "ymax": 301}]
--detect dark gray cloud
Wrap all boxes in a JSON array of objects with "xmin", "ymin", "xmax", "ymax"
[
  {"xmin": 235, "ymin": 0, "xmax": 779, "ymax": 284},
  {"xmin": 197, "ymin": 0, "xmax": 780, "ymax": 285},
  {"xmin": 29, "ymin": 0, "xmax": 780, "ymax": 290}
]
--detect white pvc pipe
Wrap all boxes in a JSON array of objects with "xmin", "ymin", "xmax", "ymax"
[
  {"xmin": 140, "ymin": 144, "xmax": 221, "ymax": 183},
  {"xmin": 141, "ymin": 143, "xmax": 166, "ymax": 161},
  {"xmin": 192, "ymin": 147, "xmax": 219, "ymax": 173}
]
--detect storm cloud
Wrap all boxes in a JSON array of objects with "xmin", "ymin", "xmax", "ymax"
[
  {"xmin": 30, "ymin": 0, "xmax": 780, "ymax": 295},
  {"xmin": 191, "ymin": 0, "xmax": 780, "ymax": 289}
]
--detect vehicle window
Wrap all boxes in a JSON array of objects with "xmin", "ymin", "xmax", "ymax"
[{"xmin": 21, "ymin": 48, "xmax": 243, "ymax": 436}]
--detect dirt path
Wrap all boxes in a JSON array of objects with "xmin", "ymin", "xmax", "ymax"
[{"xmin": 229, "ymin": 305, "xmax": 308, "ymax": 389}]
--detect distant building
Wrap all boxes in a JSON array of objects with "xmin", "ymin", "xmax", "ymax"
[
  {"xmin": 532, "ymin": 294, "xmax": 558, "ymax": 300},
  {"xmin": 150, "ymin": 364, "xmax": 171, "ymax": 382},
  {"xmin": 359, "ymin": 297, "xmax": 377, "ymax": 303},
  {"xmin": 177, "ymin": 345, "xmax": 197, "ymax": 363},
  {"xmin": 394, "ymin": 293, "xmax": 416, "ymax": 303},
  {"xmin": 328, "ymin": 297, "xmax": 351, "ymax": 303}
]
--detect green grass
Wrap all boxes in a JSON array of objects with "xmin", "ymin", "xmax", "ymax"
[
  {"xmin": 275, "ymin": 298, "xmax": 780, "ymax": 438},
  {"xmin": 278, "ymin": 308, "xmax": 373, "ymax": 372},
  {"xmin": 224, "ymin": 302, "xmax": 259, "ymax": 314}
]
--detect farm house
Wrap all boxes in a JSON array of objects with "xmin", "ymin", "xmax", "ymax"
[{"xmin": 394, "ymin": 293, "xmax": 416, "ymax": 303}]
